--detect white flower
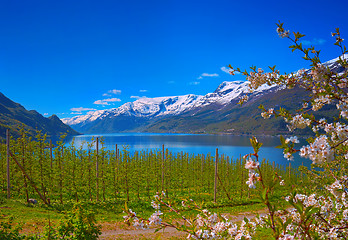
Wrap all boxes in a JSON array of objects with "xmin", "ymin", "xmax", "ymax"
[
  {"xmin": 261, "ymin": 111, "xmax": 271, "ymax": 119},
  {"xmin": 151, "ymin": 200, "xmax": 160, "ymax": 210},
  {"xmin": 148, "ymin": 211, "xmax": 163, "ymax": 225},
  {"xmin": 245, "ymin": 158, "xmax": 259, "ymax": 171},
  {"xmin": 276, "ymin": 28, "xmax": 290, "ymax": 38},
  {"xmin": 238, "ymin": 95, "xmax": 249, "ymax": 104},
  {"xmin": 287, "ymin": 114, "xmax": 311, "ymax": 130},
  {"xmin": 195, "ymin": 229, "xmax": 202, "ymax": 238},
  {"xmin": 279, "ymin": 234, "xmax": 295, "ymax": 240},
  {"xmin": 299, "ymin": 135, "xmax": 334, "ymax": 164},
  {"xmin": 283, "ymin": 152, "xmax": 294, "ymax": 161},
  {"xmin": 285, "ymin": 136, "xmax": 299, "ymax": 144},
  {"xmin": 202, "ymin": 230, "xmax": 210, "ymax": 239},
  {"xmin": 326, "ymin": 180, "xmax": 342, "ymax": 198},
  {"xmin": 312, "ymin": 95, "xmax": 332, "ymax": 111},
  {"xmin": 246, "ymin": 172, "xmax": 259, "ymax": 189},
  {"xmin": 227, "ymin": 224, "xmax": 238, "ymax": 236},
  {"xmin": 261, "ymin": 108, "xmax": 275, "ymax": 119},
  {"xmin": 129, "ymin": 209, "xmax": 136, "ymax": 216},
  {"xmin": 212, "ymin": 222, "xmax": 227, "ymax": 234},
  {"xmin": 208, "ymin": 213, "xmax": 218, "ymax": 223},
  {"xmin": 133, "ymin": 217, "xmax": 145, "ymax": 229},
  {"xmin": 343, "ymin": 209, "xmax": 348, "ymax": 221}
]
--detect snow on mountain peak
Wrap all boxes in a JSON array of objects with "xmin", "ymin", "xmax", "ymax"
[
  {"xmin": 62, "ymin": 80, "xmax": 277, "ymax": 126},
  {"xmin": 127, "ymin": 94, "xmax": 204, "ymax": 117},
  {"xmin": 62, "ymin": 109, "xmax": 108, "ymax": 125},
  {"xmin": 323, "ymin": 54, "xmax": 348, "ymax": 65}
]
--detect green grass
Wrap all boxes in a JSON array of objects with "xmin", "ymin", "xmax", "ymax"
[
  {"xmin": 0, "ymin": 193, "xmax": 287, "ymax": 226},
  {"xmin": 0, "ymin": 192, "xmax": 295, "ymax": 240}
]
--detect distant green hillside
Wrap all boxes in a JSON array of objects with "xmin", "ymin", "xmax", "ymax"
[
  {"xmin": 0, "ymin": 92, "xmax": 80, "ymax": 140},
  {"xmin": 140, "ymin": 87, "xmax": 337, "ymax": 136}
]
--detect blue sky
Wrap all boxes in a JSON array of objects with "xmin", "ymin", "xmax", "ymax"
[{"xmin": 1, "ymin": 0, "xmax": 347, "ymax": 118}]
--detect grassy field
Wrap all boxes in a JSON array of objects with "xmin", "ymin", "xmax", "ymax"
[{"xmin": 0, "ymin": 189, "xmax": 291, "ymax": 239}]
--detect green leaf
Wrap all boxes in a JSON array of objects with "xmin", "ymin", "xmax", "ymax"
[
  {"xmin": 244, "ymin": 217, "xmax": 249, "ymax": 223},
  {"xmin": 250, "ymin": 136, "xmax": 263, "ymax": 153},
  {"xmin": 261, "ymin": 188, "xmax": 268, "ymax": 201},
  {"xmin": 279, "ymin": 135, "xmax": 285, "ymax": 145},
  {"xmin": 269, "ymin": 65, "xmax": 276, "ymax": 71},
  {"xmin": 258, "ymin": 104, "xmax": 265, "ymax": 110}
]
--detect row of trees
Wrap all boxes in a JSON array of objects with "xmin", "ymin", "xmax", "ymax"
[{"xmin": 0, "ymin": 130, "xmax": 303, "ymax": 205}]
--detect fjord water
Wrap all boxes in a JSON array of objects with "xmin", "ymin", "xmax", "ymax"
[{"xmin": 65, "ymin": 133, "xmax": 310, "ymax": 168}]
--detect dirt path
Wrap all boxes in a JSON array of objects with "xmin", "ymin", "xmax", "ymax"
[{"xmin": 99, "ymin": 208, "xmax": 268, "ymax": 239}]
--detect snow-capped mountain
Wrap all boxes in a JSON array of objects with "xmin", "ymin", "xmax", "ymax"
[
  {"xmin": 62, "ymin": 55, "xmax": 347, "ymax": 134},
  {"xmin": 323, "ymin": 54, "xmax": 348, "ymax": 74},
  {"xmin": 62, "ymin": 80, "xmax": 278, "ymax": 128}
]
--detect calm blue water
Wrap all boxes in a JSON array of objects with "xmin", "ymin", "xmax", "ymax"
[{"xmin": 65, "ymin": 133, "xmax": 311, "ymax": 168}]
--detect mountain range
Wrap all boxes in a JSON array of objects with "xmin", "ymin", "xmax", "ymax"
[
  {"xmin": 63, "ymin": 55, "xmax": 346, "ymax": 135},
  {"xmin": 0, "ymin": 92, "xmax": 79, "ymax": 140}
]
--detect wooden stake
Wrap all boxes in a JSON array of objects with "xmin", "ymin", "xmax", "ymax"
[
  {"xmin": 21, "ymin": 135, "xmax": 29, "ymax": 203},
  {"xmin": 6, "ymin": 129, "xmax": 10, "ymax": 199},
  {"xmin": 162, "ymin": 144, "xmax": 165, "ymax": 192},
  {"xmin": 49, "ymin": 140, "xmax": 53, "ymax": 169},
  {"xmin": 125, "ymin": 151, "xmax": 129, "ymax": 201},
  {"xmin": 217, "ymin": 173, "xmax": 231, "ymax": 200},
  {"xmin": 9, "ymin": 151, "xmax": 48, "ymax": 204},
  {"xmin": 114, "ymin": 144, "xmax": 118, "ymax": 198},
  {"xmin": 201, "ymin": 154, "xmax": 204, "ymax": 189},
  {"xmin": 241, "ymin": 157, "xmax": 243, "ymax": 199},
  {"xmin": 165, "ymin": 148, "xmax": 169, "ymax": 196},
  {"xmin": 96, "ymin": 137, "xmax": 99, "ymax": 202},
  {"xmin": 88, "ymin": 150, "xmax": 92, "ymax": 201},
  {"xmin": 214, "ymin": 148, "xmax": 218, "ymax": 203}
]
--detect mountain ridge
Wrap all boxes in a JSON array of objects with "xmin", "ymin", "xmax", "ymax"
[
  {"xmin": 62, "ymin": 80, "xmax": 281, "ymax": 134},
  {"xmin": 0, "ymin": 92, "xmax": 80, "ymax": 139},
  {"xmin": 62, "ymin": 55, "xmax": 346, "ymax": 135}
]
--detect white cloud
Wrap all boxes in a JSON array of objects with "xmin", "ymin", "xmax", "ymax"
[
  {"xmin": 94, "ymin": 98, "xmax": 121, "ymax": 105},
  {"xmin": 94, "ymin": 100, "xmax": 108, "ymax": 105},
  {"xmin": 71, "ymin": 107, "xmax": 97, "ymax": 112},
  {"xmin": 221, "ymin": 66, "xmax": 231, "ymax": 74},
  {"xmin": 197, "ymin": 72, "xmax": 219, "ymax": 79},
  {"xmin": 44, "ymin": 113, "xmax": 49, "ymax": 116},
  {"xmin": 71, "ymin": 111, "xmax": 83, "ymax": 115},
  {"xmin": 201, "ymin": 73, "xmax": 219, "ymax": 77},
  {"xmin": 139, "ymin": 89, "xmax": 148, "ymax": 92},
  {"xmin": 221, "ymin": 66, "xmax": 240, "ymax": 75},
  {"xmin": 109, "ymin": 89, "xmax": 121, "ymax": 94},
  {"xmin": 103, "ymin": 89, "xmax": 121, "ymax": 97},
  {"xmin": 189, "ymin": 81, "xmax": 200, "ymax": 85},
  {"xmin": 301, "ymin": 38, "xmax": 326, "ymax": 46}
]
